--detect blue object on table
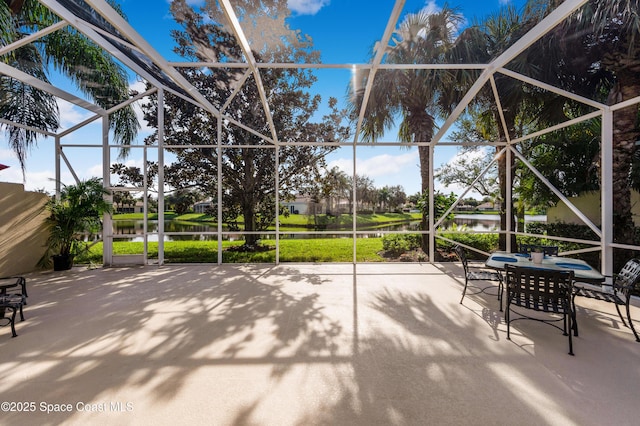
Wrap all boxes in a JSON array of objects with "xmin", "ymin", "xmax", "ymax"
[
  {"xmin": 492, "ymin": 256, "xmax": 518, "ymax": 263},
  {"xmin": 555, "ymin": 262, "xmax": 591, "ymax": 270},
  {"xmin": 515, "ymin": 253, "xmax": 529, "ymax": 258}
]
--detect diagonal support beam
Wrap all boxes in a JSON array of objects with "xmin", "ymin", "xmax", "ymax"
[
  {"xmin": 218, "ymin": 0, "xmax": 279, "ymax": 144},
  {"xmin": 511, "ymin": 146, "xmax": 602, "ymax": 238},
  {"xmin": 0, "ymin": 20, "xmax": 69, "ymax": 56},
  {"xmin": 39, "ymin": 0, "xmax": 222, "ymax": 121},
  {"xmin": 432, "ymin": 0, "xmax": 589, "ymax": 144},
  {"xmin": 0, "ymin": 62, "xmax": 106, "ymax": 115},
  {"xmin": 354, "ymin": 0, "xmax": 406, "ymax": 144}
]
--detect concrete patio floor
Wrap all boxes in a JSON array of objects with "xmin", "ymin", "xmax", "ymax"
[{"xmin": 2, "ymin": 262, "xmax": 640, "ymax": 425}]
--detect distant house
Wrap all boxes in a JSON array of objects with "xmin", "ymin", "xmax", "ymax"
[
  {"xmin": 116, "ymin": 201, "xmax": 144, "ymax": 214},
  {"xmin": 281, "ymin": 197, "xmax": 325, "ymax": 215},
  {"xmin": 476, "ymin": 202, "xmax": 495, "ymax": 211},
  {"xmin": 456, "ymin": 204, "xmax": 474, "ymax": 211},
  {"xmin": 193, "ymin": 201, "xmax": 214, "ymax": 214}
]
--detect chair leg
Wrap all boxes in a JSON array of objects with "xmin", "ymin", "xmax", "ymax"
[
  {"xmin": 571, "ymin": 295, "xmax": 579, "ymax": 337},
  {"xmin": 505, "ymin": 302, "xmax": 511, "ymax": 340},
  {"xmin": 460, "ymin": 278, "xmax": 468, "ymax": 304},
  {"xmin": 624, "ymin": 300, "xmax": 640, "ymax": 342},
  {"xmin": 20, "ymin": 278, "xmax": 28, "ymax": 300},
  {"xmin": 3, "ymin": 306, "xmax": 18, "ymax": 338},
  {"xmin": 614, "ymin": 303, "xmax": 629, "ymax": 328},
  {"xmin": 567, "ymin": 312, "xmax": 574, "ymax": 356}
]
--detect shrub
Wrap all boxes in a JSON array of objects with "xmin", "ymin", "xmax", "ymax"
[
  {"xmin": 382, "ymin": 233, "xmax": 421, "ymax": 256},
  {"xmin": 437, "ymin": 224, "xmax": 499, "ymax": 258}
]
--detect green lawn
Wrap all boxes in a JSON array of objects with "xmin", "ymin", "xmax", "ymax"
[
  {"xmin": 88, "ymin": 212, "xmax": 423, "ymax": 264},
  {"xmin": 78, "ymin": 238, "xmax": 386, "ymax": 264}
]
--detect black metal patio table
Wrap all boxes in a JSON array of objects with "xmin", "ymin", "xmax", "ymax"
[{"xmin": 485, "ymin": 252, "xmax": 605, "ymax": 284}]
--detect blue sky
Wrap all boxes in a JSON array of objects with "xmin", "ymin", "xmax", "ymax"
[{"xmin": 0, "ymin": 0, "xmax": 525, "ymax": 196}]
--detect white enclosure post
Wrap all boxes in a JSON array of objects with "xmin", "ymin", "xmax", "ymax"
[
  {"xmin": 102, "ymin": 114, "xmax": 113, "ymax": 265},
  {"xmin": 157, "ymin": 89, "xmax": 165, "ymax": 265},
  {"xmin": 601, "ymin": 108, "xmax": 613, "ymax": 281}
]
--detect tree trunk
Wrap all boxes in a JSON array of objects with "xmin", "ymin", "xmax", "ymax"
[
  {"xmin": 418, "ymin": 144, "xmax": 430, "ymax": 255},
  {"xmin": 412, "ymin": 108, "xmax": 435, "ymax": 257},
  {"xmin": 609, "ymin": 75, "xmax": 640, "ymax": 267},
  {"xmin": 496, "ymin": 146, "xmax": 517, "ymax": 251},
  {"xmin": 6, "ymin": 0, "xmax": 25, "ymax": 14},
  {"xmin": 242, "ymin": 149, "xmax": 260, "ymax": 247},
  {"xmin": 243, "ymin": 202, "xmax": 259, "ymax": 246}
]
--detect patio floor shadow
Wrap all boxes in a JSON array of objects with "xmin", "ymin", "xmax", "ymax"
[{"xmin": 1, "ymin": 262, "xmax": 639, "ymax": 425}]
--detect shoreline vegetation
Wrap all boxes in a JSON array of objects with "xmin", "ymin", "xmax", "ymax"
[
  {"xmin": 112, "ymin": 210, "xmax": 505, "ymax": 225},
  {"xmin": 75, "ymin": 211, "xmax": 549, "ymax": 265},
  {"xmin": 112, "ymin": 211, "xmax": 426, "ymax": 228},
  {"xmin": 79, "ymin": 211, "xmax": 427, "ymax": 264}
]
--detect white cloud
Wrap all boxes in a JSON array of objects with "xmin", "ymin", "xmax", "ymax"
[
  {"xmin": 441, "ymin": 146, "xmax": 487, "ymax": 167},
  {"xmin": 421, "ymin": 0, "xmax": 440, "ymax": 15},
  {"xmin": 58, "ymin": 99, "xmax": 96, "ymax": 130},
  {"xmin": 129, "ymin": 80, "xmax": 154, "ymax": 137},
  {"xmin": 328, "ymin": 150, "xmax": 419, "ymax": 179},
  {"xmin": 435, "ymin": 148, "xmax": 490, "ymax": 198},
  {"xmin": 57, "ymin": 80, "xmax": 153, "ymax": 139},
  {"xmin": 0, "ymin": 163, "xmax": 56, "ymax": 194},
  {"xmin": 287, "ymin": 0, "xmax": 330, "ymax": 15},
  {"xmin": 0, "ymin": 147, "xmax": 16, "ymax": 162}
]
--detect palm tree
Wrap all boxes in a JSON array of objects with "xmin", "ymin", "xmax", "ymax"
[
  {"xmin": 321, "ymin": 166, "xmax": 351, "ymax": 215},
  {"xmin": 350, "ymin": 5, "xmax": 464, "ymax": 253},
  {"xmin": 518, "ymin": 0, "xmax": 640, "ymax": 263},
  {"xmin": 468, "ymin": 0, "xmax": 639, "ymax": 262},
  {"xmin": 441, "ymin": 4, "xmax": 533, "ymax": 250},
  {"xmin": 378, "ymin": 186, "xmax": 391, "ymax": 213},
  {"xmin": 43, "ymin": 177, "xmax": 112, "ymax": 269},
  {"xmin": 0, "ymin": 0, "xmax": 139, "ymax": 174},
  {"xmin": 560, "ymin": 0, "xmax": 640, "ymax": 250}
]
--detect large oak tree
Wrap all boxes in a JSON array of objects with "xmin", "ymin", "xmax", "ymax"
[{"xmin": 138, "ymin": 0, "xmax": 349, "ymax": 247}]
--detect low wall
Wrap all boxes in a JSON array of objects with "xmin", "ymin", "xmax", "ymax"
[
  {"xmin": 0, "ymin": 182, "xmax": 49, "ymax": 275},
  {"xmin": 546, "ymin": 190, "xmax": 640, "ymax": 227}
]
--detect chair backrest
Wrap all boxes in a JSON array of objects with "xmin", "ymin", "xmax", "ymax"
[
  {"xmin": 614, "ymin": 258, "xmax": 640, "ymax": 292},
  {"xmin": 454, "ymin": 245, "xmax": 469, "ymax": 273},
  {"xmin": 505, "ymin": 265, "xmax": 574, "ymax": 312},
  {"xmin": 1, "ymin": 276, "xmax": 26, "ymax": 302},
  {"xmin": 518, "ymin": 244, "xmax": 559, "ymax": 256}
]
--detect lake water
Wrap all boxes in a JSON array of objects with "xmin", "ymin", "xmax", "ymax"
[
  {"xmin": 450, "ymin": 214, "xmax": 547, "ymax": 231},
  {"xmin": 111, "ymin": 214, "xmax": 547, "ymax": 242}
]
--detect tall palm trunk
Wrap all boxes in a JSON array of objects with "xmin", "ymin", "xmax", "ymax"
[
  {"xmin": 414, "ymin": 112, "xmax": 434, "ymax": 256},
  {"xmin": 496, "ymin": 146, "xmax": 517, "ymax": 251},
  {"xmin": 418, "ymin": 143, "xmax": 430, "ymax": 254},
  {"xmin": 494, "ymin": 107, "xmax": 518, "ymax": 251},
  {"xmin": 609, "ymin": 76, "xmax": 640, "ymax": 248}
]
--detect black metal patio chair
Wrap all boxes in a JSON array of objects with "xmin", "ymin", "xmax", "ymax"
[
  {"xmin": 0, "ymin": 276, "xmax": 27, "ymax": 338},
  {"xmin": 454, "ymin": 245, "xmax": 504, "ymax": 311},
  {"xmin": 572, "ymin": 258, "xmax": 640, "ymax": 342},
  {"xmin": 504, "ymin": 265, "xmax": 575, "ymax": 355}
]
